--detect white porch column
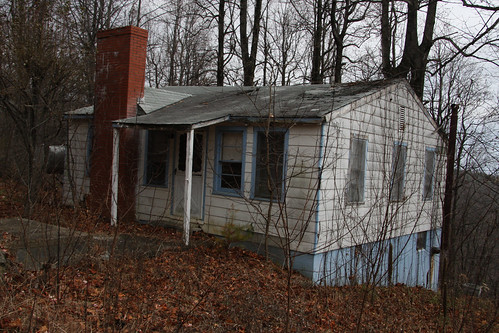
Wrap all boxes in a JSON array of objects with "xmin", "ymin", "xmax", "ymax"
[
  {"xmin": 111, "ymin": 127, "xmax": 120, "ymax": 226},
  {"xmin": 183, "ymin": 128, "xmax": 194, "ymax": 246}
]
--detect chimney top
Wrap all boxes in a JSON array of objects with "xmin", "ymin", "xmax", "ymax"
[{"xmin": 96, "ymin": 25, "xmax": 148, "ymax": 40}]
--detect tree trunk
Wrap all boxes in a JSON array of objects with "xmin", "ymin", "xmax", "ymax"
[
  {"xmin": 381, "ymin": 0, "xmax": 438, "ymax": 99},
  {"xmin": 217, "ymin": 0, "xmax": 225, "ymax": 86},
  {"xmin": 333, "ymin": 46, "xmax": 342, "ymax": 83},
  {"xmin": 168, "ymin": 9, "xmax": 181, "ymax": 86},
  {"xmin": 239, "ymin": 0, "xmax": 262, "ymax": 86},
  {"xmin": 440, "ymin": 104, "xmax": 459, "ymax": 322},
  {"xmin": 311, "ymin": 0, "xmax": 323, "ymax": 84}
]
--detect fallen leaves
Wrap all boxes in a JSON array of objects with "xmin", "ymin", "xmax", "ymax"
[{"xmin": 0, "ymin": 180, "xmax": 498, "ymax": 332}]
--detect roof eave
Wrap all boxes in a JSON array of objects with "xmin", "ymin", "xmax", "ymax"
[
  {"xmin": 113, "ymin": 114, "xmax": 323, "ymax": 130},
  {"xmin": 229, "ymin": 115, "xmax": 323, "ymax": 124}
]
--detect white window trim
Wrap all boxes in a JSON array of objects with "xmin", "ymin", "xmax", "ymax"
[
  {"xmin": 390, "ymin": 141, "xmax": 407, "ymax": 202},
  {"xmin": 423, "ymin": 147, "xmax": 436, "ymax": 201},
  {"xmin": 346, "ymin": 136, "xmax": 368, "ymax": 204}
]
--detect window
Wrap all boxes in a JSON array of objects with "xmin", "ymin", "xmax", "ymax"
[
  {"xmin": 347, "ymin": 137, "xmax": 367, "ymax": 203},
  {"xmin": 178, "ymin": 133, "xmax": 203, "ymax": 173},
  {"xmin": 390, "ymin": 142, "xmax": 407, "ymax": 201},
  {"xmin": 145, "ymin": 130, "xmax": 169, "ymax": 186},
  {"xmin": 423, "ymin": 148, "xmax": 436, "ymax": 200},
  {"xmin": 416, "ymin": 231, "xmax": 427, "ymax": 250},
  {"xmin": 214, "ymin": 128, "xmax": 245, "ymax": 194},
  {"xmin": 253, "ymin": 129, "xmax": 287, "ymax": 200}
]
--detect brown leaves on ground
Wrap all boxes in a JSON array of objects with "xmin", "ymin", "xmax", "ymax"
[
  {"xmin": 0, "ymin": 180, "xmax": 498, "ymax": 332},
  {"xmin": 1, "ymin": 241, "xmax": 498, "ymax": 332}
]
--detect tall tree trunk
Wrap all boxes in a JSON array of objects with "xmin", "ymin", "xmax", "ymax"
[
  {"xmin": 333, "ymin": 43, "xmax": 343, "ymax": 83},
  {"xmin": 381, "ymin": 0, "xmax": 392, "ymax": 76},
  {"xmin": 262, "ymin": 8, "xmax": 269, "ymax": 86},
  {"xmin": 168, "ymin": 7, "xmax": 181, "ymax": 86},
  {"xmin": 136, "ymin": 0, "xmax": 142, "ymax": 26},
  {"xmin": 240, "ymin": 0, "xmax": 262, "ymax": 86},
  {"xmin": 217, "ymin": 0, "xmax": 225, "ymax": 86},
  {"xmin": 310, "ymin": 0, "xmax": 323, "ymax": 84},
  {"xmin": 381, "ymin": 0, "xmax": 438, "ymax": 99}
]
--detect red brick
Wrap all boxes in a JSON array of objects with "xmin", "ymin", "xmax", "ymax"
[{"xmin": 89, "ymin": 26, "xmax": 148, "ymax": 222}]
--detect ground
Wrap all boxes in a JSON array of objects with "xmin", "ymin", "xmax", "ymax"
[{"xmin": 0, "ymin": 179, "xmax": 498, "ymax": 332}]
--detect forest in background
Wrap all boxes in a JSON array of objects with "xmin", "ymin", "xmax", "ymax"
[{"xmin": 0, "ymin": 0, "xmax": 498, "ymax": 329}]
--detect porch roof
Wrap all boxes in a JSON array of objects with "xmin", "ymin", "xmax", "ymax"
[{"xmin": 114, "ymin": 80, "xmax": 401, "ymax": 129}]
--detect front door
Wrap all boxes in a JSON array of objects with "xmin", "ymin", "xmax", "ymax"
[{"xmin": 173, "ymin": 132, "xmax": 205, "ymax": 219}]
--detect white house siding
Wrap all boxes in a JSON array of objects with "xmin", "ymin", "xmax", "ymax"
[
  {"xmin": 132, "ymin": 123, "xmax": 321, "ymax": 254},
  {"xmin": 63, "ymin": 120, "xmax": 92, "ymax": 205},
  {"xmin": 202, "ymin": 124, "xmax": 322, "ymax": 254},
  {"xmin": 312, "ymin": 82, "xmax": 444, "ymax": 287}
]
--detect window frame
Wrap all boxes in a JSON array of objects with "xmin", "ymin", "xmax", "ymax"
[
  {"xmin": 251, "ymin": 127, "xmax": 288, "ymax": 201},
  {"xmin": 346, "ymin": 136, "xmax": 368, "ymax": 204},
  {"xmin": 390, "ymin": 141, "xmax": 408, "ymax": 202},
  {"xmin": 213, "ymin": 127, "xmax": 246, "ymax": 196},
  {"xmin": 144, "ymin": 130, "xmax": 170, "ymax": 187},
  {"xmin": 416, "ymin": 231, "xmax": 427, "ymax": 251},
  {"xmin": 423, "ymin": 147, "xmax": 436, "ymax": 201}
]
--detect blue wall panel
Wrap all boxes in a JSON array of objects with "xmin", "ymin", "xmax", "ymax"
[{"xmin": 310, "ymin": 229, "xmax": 441, "ymax": 290}]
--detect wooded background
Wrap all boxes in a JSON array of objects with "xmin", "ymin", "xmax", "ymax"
[{"xmin": 0, "ymin": 0, "xmax": 497, "ymax": 297}]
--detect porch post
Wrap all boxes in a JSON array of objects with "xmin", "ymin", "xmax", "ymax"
[
  {"xmin": 111, "ymin": 127, "xmax": 120, "ymax": 226},
  {"xmin": 183, "ymin": 128, "xmax": 194, "ymax": 246}
]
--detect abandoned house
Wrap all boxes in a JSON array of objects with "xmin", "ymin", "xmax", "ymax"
[{"xmin": 64, "ymin": 26, "xmax": 445, "ymax": 288}]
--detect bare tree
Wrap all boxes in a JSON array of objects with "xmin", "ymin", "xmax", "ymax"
[
  {"xmin": 0, "ymin": 0, "xmax": 81, "ymax": 211},
  {"xmin": 261, "ymin": 4, "xmax": 307, "ymax": 85},
  {"xmin": 145, "ymin": 0, "xmax": 216, "ymax": 87},
  {"xmin": 380, "ymin": 0, "xmax": 437, "ymax": 98},
  {"xmin": 425, "ymin": 48, "xmax": 499, "ymax": 326},
  {"xmin": 191, "ymin": 0, "xmax": 238, "ymax": 86},
  {"xmin": 239, "ymin": 0, "xmax": 263, "ymax": 86},
  {"xmin": 380, "ymin": 0, "xmax": 499, "ymax": 99},
  {"xmin": 61, "ymin": 0, "xmax": 133, "ymax": 103},
  {"xmin": 290, "ymin": 0, "xmax": 373, "ymax": 84},
  {"xmin": 435, "ymin": 0, "xmax": 499, "ymax": 70},
  {"xmin": 330, "ymin": 0, "xmax": 371, "ymax": 83}
]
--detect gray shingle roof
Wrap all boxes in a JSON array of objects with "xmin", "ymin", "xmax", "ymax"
[
  {"xmin": 117, "ymin": 79, "xmax": 403, "ymax": 128},
  {"xmin": 66, "ymin": 79, "xmax": 407, "ymax": 127},
  {"xmin": 138, "ymin": 87, "xmax": 191, "ymax": 114}
]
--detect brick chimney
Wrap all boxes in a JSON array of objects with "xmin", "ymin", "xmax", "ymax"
[{"xmin": 89, "ymin": 26, "xmax": 148, "ymax": 221}]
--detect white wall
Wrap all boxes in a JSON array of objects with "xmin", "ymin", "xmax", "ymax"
[
  {"xmin": 317, "ymin": 82, "xmax": 444, "ymax": 253},
  {"xmin": 63, "ymin": 119, "xmax": 91, "ymax": 205},
  {"xmin": 202, "ymin": 123, "xmax": 322, "ymax": 254}
]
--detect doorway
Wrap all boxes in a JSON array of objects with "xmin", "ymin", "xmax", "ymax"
[{"xmin": 172, "ymin": 132, "xmax": 205, "ymax": 219}]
